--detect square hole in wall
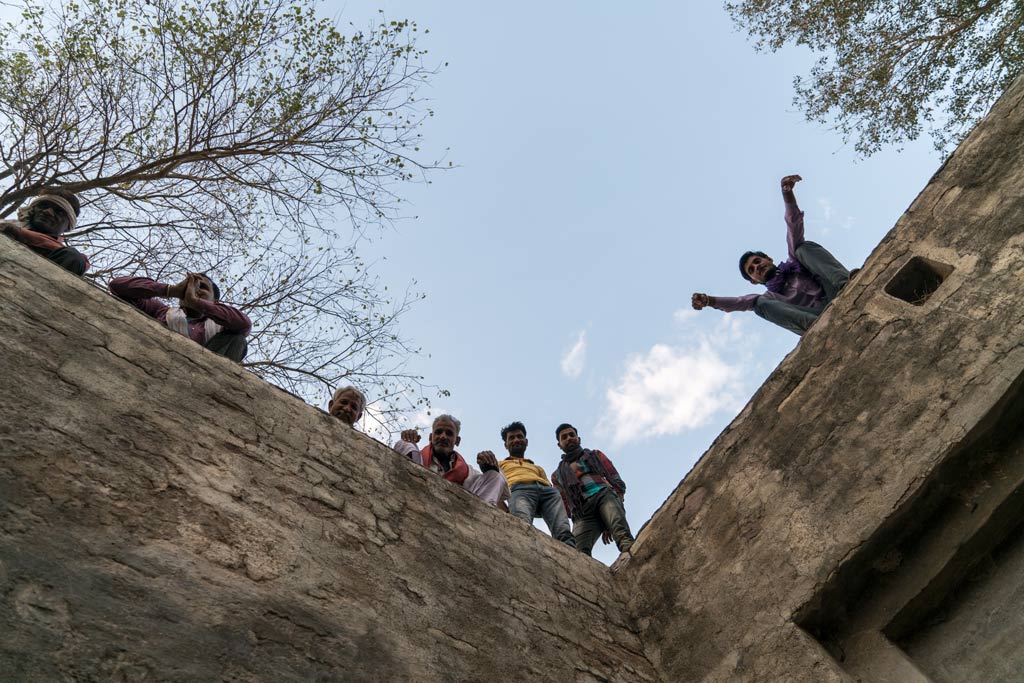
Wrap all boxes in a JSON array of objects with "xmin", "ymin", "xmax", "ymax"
[{"xmin": 884, "ymin": 256, "xmax": 954, "ymax": 306}]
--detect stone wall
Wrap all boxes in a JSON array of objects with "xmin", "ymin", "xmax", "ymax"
[
  {"xmin": 0, "ymin": 238, "xmax": 655, "ymax": 682},
  {"xmin": 616, "ymin": 76, "xmax": 1024, "ymax": 682},
  {"xmin": 4, "ymin": 76, "xmax": 1024, "ymax": 683}
]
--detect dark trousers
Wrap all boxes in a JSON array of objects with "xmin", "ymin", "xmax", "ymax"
[
  {"xmin": 572, "ymin": 488, "xmax": 634, "ymax": 556},
  {"xmin": 754, "ymin": 241, "xmax": 850, "ymax": 336},
  {"xmin": 204, "ymin": 331, "xmax": 248, "ymax": 362}
]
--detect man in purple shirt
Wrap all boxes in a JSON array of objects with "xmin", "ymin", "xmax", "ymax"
[
  {"xmin": 109, "ymin": 272, "xmax": 252, "ymax": 361},
  {"xmin": 691, "ymin": 174, "xmax": 852, "ymax": 335}
]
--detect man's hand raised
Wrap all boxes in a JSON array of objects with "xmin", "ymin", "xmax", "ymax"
[
  {"xmin": 167, "ymin": 275, "xmax": 189, "ymax": 300},
  {"xmin": 477, "ymin": 450, "xmax": 499, "ymax": 473},
  {"xmin": 400, "ymin": 429, "xmax": 421, "ymax": 444},
  {"xmin": 181, "ymin": 273, "xmax": 204, "ymax": 310},
  {"xmin": 692, "ymin": 293, "xmax": 710, "ymax": 310},
  {"xmin": 780, "ymin": 174, "xmax": 802, "ymax": 193}
]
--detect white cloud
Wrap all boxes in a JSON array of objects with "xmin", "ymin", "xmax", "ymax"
[
  {"xmin": 672, "ymin": 308, "xmax": 698, "ymax": 325},
  {"xmin": 816, "ymin": 196, "xmax": 855, "ymax": 235},
  {"xmin": 560, "ymin": 329, "xmax": 588, "ymax": 379},
  {"xmin": 598, "ymin": 321, "xmax": 749, "ymax": 446},
  {"xmin": 817, "ymin": 197, "xmax": 834, "ymax": 222},
  {"xmin": 406, "ymin": 406, "xmax": 438, "ymax": 431}
]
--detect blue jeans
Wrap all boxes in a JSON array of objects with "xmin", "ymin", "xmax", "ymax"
[
  {"xmin": 572, "ymin": 488, "xmax": 634, "ymax": 556},
  {"xmin": 509, "ymin": 483, "xmax": 576, "ymax": 548}
]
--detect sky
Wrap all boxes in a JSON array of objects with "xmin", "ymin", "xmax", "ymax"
[{"xmin": 328, "ymin": 1, "xmax": 946, "ymax": 564}]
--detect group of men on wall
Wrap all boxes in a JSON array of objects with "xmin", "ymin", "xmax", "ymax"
[
  {"xmin": 3, "ymin": 172, "xmax": 856, "ymax": 555},
  {"xmin": 329, "ymin": 385, "xmax": 635, "ymax": 557}
]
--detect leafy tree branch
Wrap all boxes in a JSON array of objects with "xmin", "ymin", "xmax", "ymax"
[{"xmin": 727, "ymin": 0, "xmax": 1024, "ymax": 154}]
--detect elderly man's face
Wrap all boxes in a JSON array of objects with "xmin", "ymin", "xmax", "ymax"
[
  {"xmin": 430, "ymin": 418, "xmax": 460, "ymax": 457},
  {"xmin": 329, "ymin": 390, "xmax": 363, "ymax": 426},
  {"xmin": 28, "ymin": 200, "xmax": 71, "ymax": 238}
]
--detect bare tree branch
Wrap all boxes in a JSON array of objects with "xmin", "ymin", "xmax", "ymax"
[{"xmin": 0, "ymin": 0, "xmax": 449, "ymax": 431}]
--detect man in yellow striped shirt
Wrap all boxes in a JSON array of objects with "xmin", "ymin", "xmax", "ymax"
[{"xmin": 497, "ymin": 421, "xmax": 575, "ymax": 548}]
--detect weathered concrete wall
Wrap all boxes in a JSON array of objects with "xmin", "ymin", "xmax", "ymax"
[
  {"xmin": 617, "ymin": 76, "xmax": 1024, "ymax": 681},
  {"xmin": 0, "ymin": 239, "xmax": 656, "ymax": 682},
  {"xmin": 900, "ymin": 522, "xmax": 1024, "ymax": 682},
  {"xmin": 5, "ymin": 77, "xmax": 1024, "ymax": 683}
]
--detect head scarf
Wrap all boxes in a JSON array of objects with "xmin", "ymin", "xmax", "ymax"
[{"xmin": 18, "ymin": 194, "xmax": 78, "ymax": 232}]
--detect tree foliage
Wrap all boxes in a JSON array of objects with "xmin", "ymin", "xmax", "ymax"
[
  {"xmin": 727, "ymin": 0, "xmax": 1024, "ymax": 154},
  {"xmin": 0, "ymin": 0, "xmax": 448, "ymax": 430}
]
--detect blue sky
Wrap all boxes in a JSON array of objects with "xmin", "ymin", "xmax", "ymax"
[{"xmin": 333, "ymin": 1, "xmax": 945, "ymax": 564}]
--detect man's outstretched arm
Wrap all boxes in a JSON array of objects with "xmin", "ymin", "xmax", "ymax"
[
  {"xmin": 109, "ymin": 276, "xmax": 171, "ymax": 320},
  {"xmin": 781, "ymin": 174, "xmax": 801, "ymax": 202},
  {"xmin": 692, "ymin": 292, "xmax": 759, "ymax": 312},
  {"xmin": 781, "ymin": 174, "xmax": 806, "ymax": 258},
  {"xmin": 188, "ymin": 298, "xmax": 252, "ymax": 335},
  {"xmin": 392, "ymin": 429, "xmax": 424, "ymax": 466}
]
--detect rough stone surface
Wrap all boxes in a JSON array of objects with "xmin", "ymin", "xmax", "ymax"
[
  {"xmin": 0, "ymin": 240, "xmax": 654, "ymax": 682},
  {"xmin": 617, "ymin": 75, "xmax": 1024, "ymax": 682},
  {"xmin": 4, "ymin": 77, "xmax": 1024, "ymax": 683}
]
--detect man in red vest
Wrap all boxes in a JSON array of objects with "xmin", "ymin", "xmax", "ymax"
[{"xmin": 393, "ymin": 414, "xmax": 508, "ymax": 508}]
